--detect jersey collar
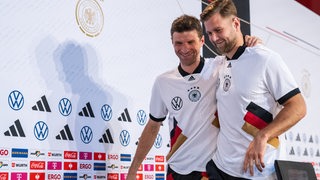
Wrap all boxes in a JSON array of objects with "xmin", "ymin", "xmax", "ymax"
[
  {"xmin": 227, "ymin": 45, "xmax": 246, "ymax": 60},
  {"xmin": 178, "ymin": 57, "xmax": 205, "ymax": 77},
  {"xmin": 227, "ymin": 36, "xmax": 247, "ymax": 60}
]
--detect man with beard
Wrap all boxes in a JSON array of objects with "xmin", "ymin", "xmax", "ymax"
[
  {"xmin": 126, "ymin": 14, "xmax": 261, "ymax": 180},
  {"xmin": 200, "ymin": 0, "xmax": 306, "ymax": 179}
]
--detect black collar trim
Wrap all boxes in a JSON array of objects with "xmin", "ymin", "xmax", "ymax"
[{"xmin": 178, "ymin": 57, "xmax": 205, "ymax": 77}]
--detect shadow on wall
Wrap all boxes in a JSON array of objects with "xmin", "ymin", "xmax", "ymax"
[{"xmin": 36, "ymin": 37, "xmax": 128, "ymax": 153}]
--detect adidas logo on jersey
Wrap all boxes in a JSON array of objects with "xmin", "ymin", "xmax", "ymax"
[
  {"xmin": 118, "ymin": 108, "xmax": 131, "ymax": 122},
  {"xmin": 99, "ymin": 129, "xmax": 114, "ymax": 143},
  {"xmin": 4, "ymin": 119, "xmax": 26, "ymax": 137},
  {"xmin": 32, "ymin": 95, "xmax": 51, "ymax": 112},
  {"xmin": 188, "ymin": 76, "xmax": 195, "ymax": 81},
  {"xmin": 78, "ymin": 102, "xmax": 95, "ymax": 118},
  {"xmin": 56, "ymin": 124, "xmax": 74, "ymax": 140}
]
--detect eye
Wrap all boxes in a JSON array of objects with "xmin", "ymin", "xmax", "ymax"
[{"xmin": 215, "ymin": 28, "xmax": 222, "ymax": 33}]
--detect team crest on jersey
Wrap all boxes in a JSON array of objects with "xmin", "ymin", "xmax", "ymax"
[
  {"xmin": 188, "ymin": 87, "xmax": 201, "ymax": 102},
  {"xmin": 223, "ymin": 75, "xmax": 231, "ymax": 92}
]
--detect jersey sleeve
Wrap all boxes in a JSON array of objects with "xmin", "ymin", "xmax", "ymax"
[
  {"xmin": 264, "ymin": 52, "xmax": 300, "ymax": 105},
  {"xmin": 149, "ymin": 76, "xmax": 167, "ymax": 122}
]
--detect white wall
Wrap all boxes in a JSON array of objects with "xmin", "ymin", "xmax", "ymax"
[{"xmin": 250, "ymin": 0, "xmax": 320, "ymax": 176}]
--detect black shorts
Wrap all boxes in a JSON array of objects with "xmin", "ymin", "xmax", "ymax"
[
  {"xmin": 206, "ymin": 160, "xmax": 250, "ymax": 180},
  {"xmin": 167, "ymin": 165, "xmax": 208, "ymax": 180}
]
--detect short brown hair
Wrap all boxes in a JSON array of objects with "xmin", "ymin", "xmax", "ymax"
[
  {"xmin": 200, "ymin": 0, "xmax": 237, "ymax": 22},
  {"xmin": 170, "ymin": 14, "xmax": 203, "ymax": 39}
]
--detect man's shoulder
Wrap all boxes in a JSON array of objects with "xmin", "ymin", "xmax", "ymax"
[
  {"xmin": 204, "ymin": 56, "xmax": 225, "ymax": 65},
  {"xmin": 246, "ymin": 45, "xmax": 281, "ymax": 60},
  {"xmin": 156, "ymin": 67, "xmax": 178, "ymax": 81}
]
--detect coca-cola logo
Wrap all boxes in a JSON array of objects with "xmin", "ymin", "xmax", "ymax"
[
  {"xmin": 64, "ymin": 151, "xmax": 77, "ymax": 159},
  {"xmin": 30, "ymin": 161, "xmax": 45, "ymax": 170},
  {"xmin": 0, "ymin": 173, "xmax": 8, "ymax": 180},
  {"xmin": 155, "ymin": 155, "xmax": 164, "ymax": 162},
  {"xmin": 107, "ymin": 173, "xmax": 118, "ymax": 180}
]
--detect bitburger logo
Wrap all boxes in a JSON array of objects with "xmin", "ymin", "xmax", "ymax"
[{"xmin": 76, "ymin": 0, "xmax": 104, "ymax": 37}]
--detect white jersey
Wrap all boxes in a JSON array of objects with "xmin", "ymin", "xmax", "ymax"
[
  {"xmin": 149, "ymin": 57, "xmax": 223, "ymax": 174},
  {"xmin": 214, "ymin": 45, "xmax": 300, "ymax": 179}
]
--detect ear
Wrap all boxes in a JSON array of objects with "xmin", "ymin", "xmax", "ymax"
[
  {"xmin": 233, "ymin": 17, "xmax": 241, "ymax": 31},
  {"xmin": 200, "ymin": 35, "xmax": 205, "ymax": 44}
]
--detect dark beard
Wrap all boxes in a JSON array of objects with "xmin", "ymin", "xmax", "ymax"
[{"xmin": 213, "ymin": 38, "xmax": 237, "ymax": 55}]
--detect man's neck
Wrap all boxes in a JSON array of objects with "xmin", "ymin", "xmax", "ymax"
[
  {"xmin": 181, "ymin": 59, "xmax": 200, "ymax": 74},
  {"xmin": 226, "ymin": 35, "xmax": 244, "ymax": 59}
]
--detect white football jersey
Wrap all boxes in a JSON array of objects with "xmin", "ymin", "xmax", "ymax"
[
  {"xmin": 149, "ymin": 57, "xmax": 223, "ymax": 174},
  {"xmin": 214, "ymin": 45, "xmax": 300, "ymax": 179}
]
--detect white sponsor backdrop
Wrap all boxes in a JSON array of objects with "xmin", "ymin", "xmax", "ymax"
[
  {"xmin": 0, "ymin": 0, "xmax": 319, "ymax": 179},
  {"xmin": 0, "ymin": 0, "xmax": 200, "ymax": 179},
  {"xmin": 250, "ymin": 0, "xmax": 320, "ymax": 178}
]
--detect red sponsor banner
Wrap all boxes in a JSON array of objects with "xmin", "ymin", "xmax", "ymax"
[
  {"xmin": 107, "ymin": 173, "xmax": 119, "ymax": 180},
  {"xmin": 120, "ymin": 173, "xmax": 126, "ymax": 180},
  {"xmin": 0, "ymin": 172, "xmax": 9, "ymax": 180},
  {"xmin": 138, "ymin": 164, "xmax": 143, "ymax": 171},
  {"xmin": 64, "ymin": 162, "xmax": 77, "ymax": 170},
  {"xmin": 94, "ymin": 152, "xmax": 106, "ymax": 161},
  {"xmin": 47, "ymin": 161, "xmax": 62, "ymax": 170},
  {"xmin": 64, "ymin": 151, "xmax": 78, "ymax": 160},
  {"xmin": 30, "ymin": 173, "xmax": 45, "ymax": 180},
  {"xmin": 143, "ymin": 164, "xmax": 154, "ymax": 171},
  {"xmin": 30, "ymin": 161, "xmax": 46, "ymax": 170},
  {"xmin": 155, "ymin": 155, "xmax": 164, "ymax": 162},
  {"xmin": 155, "ymin": 164, "xmax": 165, "ymax": 171},
  {"xmin": 11, "ymin": 173, "xmax": 27, "ymax": 180},
  {"xmin": 136, "ymin": 174, "xmax": 143, "ymax": 180}
]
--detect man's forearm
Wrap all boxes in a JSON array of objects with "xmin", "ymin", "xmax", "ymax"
[
  {"xmin": 128, "ymin": 119, "xmax": 161, "ymax": 177},
  {"xmin": 258, "ymin": 93, "xmax": 306, "ymax": 142}
]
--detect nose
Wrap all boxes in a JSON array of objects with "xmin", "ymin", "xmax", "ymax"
[
  {"xmin": 209, "ymin": 33, "xmax": 218, "ymax": 43},
  {"xmin": 180, "ymin": 44, "xmax": 190, "ymax": 53}
]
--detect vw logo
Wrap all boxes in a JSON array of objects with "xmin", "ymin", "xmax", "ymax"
[
  {"xmin": 58, "ymin": 98, "xmax": 72, "ymax": 116},
  {"xmin": 137, "ymin": 110, "xmax": 146, "ymax": 126},
  {"xmin": 154, "ymin": 134, "xmax": 162, "ymax": 149},
  {"xmin": 101, "ymin": 104, "xmax": 112, "ymax": 121},
  {"xmin": 171, "ymin": 96, "xmax": 183, "ymax": 111},
  {"xmin": 80, "ymin": 126, "xmax": 93, "ymax": 144},
  {"xmin": 34, "ymin": 121, "xmax": 49, "ymax": 141},
  {"xmin": 8, "ymin": 90, "xmax": 24, "ymax": 110},
  {"xmin": 119, "ymin": 130, "xmax": 130, "ymax": 146}
]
